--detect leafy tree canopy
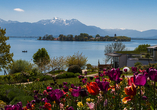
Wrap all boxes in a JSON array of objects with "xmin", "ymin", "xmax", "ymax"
[
  {"xmin": 33, "ymin": 48, "xmax": 50, "ymax": 68},
  {"xmin": 66, "ymin": 52, "xmax": 88, "ymax": 68},
  {"xmin": 0, "ymin": 28, "xmax": 13, "ymax": 71},
  {"xmin": 134, "ymin": 44, "xmax": 150, "ymax": 52}
]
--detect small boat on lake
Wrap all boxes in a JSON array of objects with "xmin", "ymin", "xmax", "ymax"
[{"xmin": 22, "ymin": 50, "xmax": 27, "ymax": 53}]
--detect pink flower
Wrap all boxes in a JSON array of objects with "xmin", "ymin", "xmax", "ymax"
[
  {"xmin": 43, "ymin": 90, "xmax": 48, "ymax": 95},
  {"xmin": 59, "ymin": 103, "xmax": 64, "ymax": 109},
  {"xmin": 86, "ymin": 102, "xmax": 95, "ymax": 110}
]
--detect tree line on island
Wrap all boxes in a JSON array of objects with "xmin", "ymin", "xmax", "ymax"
[{"xmin": 38, "ymin": 33, "xmax": 131, "ymax": 41}]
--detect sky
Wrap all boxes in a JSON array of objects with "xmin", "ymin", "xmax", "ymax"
[{"xmin": 0, "ymin": 0, "xmax": 157, "ymax": 31}]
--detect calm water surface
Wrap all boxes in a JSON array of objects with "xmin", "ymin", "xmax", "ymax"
[{"xmin": 0, "ymin": 38, "xmax": 156, "ymax": 75}]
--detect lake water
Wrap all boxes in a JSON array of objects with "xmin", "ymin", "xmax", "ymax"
[{"xmin": 0, "ymin": 37, "xmax": 157, "ymax": 75}]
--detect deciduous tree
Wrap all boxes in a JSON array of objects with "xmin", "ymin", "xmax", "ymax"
[
  {"xmin": 33, "ymin": 48, "xmax": 50, "ymax": 72},
  {"xmin": 104, "ymin": 42, "xmax": 126, "ymax": 63},
  {"xmin": 0, "ymin": 28, "xmax": 13, "ymax": 71}
]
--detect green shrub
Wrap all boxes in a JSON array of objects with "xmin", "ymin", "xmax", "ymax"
[
  {"xmin": 10, "ymin": 96, "xmax": 33, "ymax": 106},
  {"xmin": 39, "ymin": 75, "xmax": 52, "ymax": 81},
  {"xmin": 67, "ymin": 65, "xmax": 82, "ymax": 73},
  {"xmin": 9, "ymin": 59, "xmax": 33, "ymax": 74},
  {"xmin": 56, "ymin": 72, "xmax": 78, "ymax": 79},
  {"xmin": 134, "ymin": 62, "xmax": 142, "ymax": 67}
]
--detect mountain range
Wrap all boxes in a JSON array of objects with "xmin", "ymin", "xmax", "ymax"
[{"xmin": 0, "ymin": 17, "xmax": 157, "ymax": 38}]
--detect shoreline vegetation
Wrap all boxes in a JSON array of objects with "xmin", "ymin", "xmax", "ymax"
[{"xmin": 37, "ymin": 33, "xmax": 131, "ymax": 41}]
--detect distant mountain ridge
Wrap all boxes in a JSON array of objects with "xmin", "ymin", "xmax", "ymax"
[{"xmin": 0, "ymin": 17, "xmax": 157, "ymax": 38}]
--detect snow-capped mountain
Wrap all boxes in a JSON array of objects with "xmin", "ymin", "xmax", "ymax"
[
  {"xmin": 36, "ymin": 17, "xmax": 80, "ymax": 26},
  {"xmin": 0, "ymin": 17, "xmax": 157, "ymax": 38}
]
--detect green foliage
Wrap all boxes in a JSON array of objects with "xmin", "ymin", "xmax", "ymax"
[
  {"xmin": 56, "ymin": 72, "xmax": 80, "ymax": 79},
  {"xmin": 66, "ymin": 52, "xmax": 87, "ymax": 68},
  {"xmin": 0, "ymin": 28, "xmax": 13, "ymax": 71},
  {"xmin": 86, "ymin": 63, "xmax": 92, "ymax": 70},
  {"xmin": 67, "ymin": 65, "xmax": 82, "ymax": 73},
  {"xmin": 10, "ymin": 96, "xmax": 33, "ymax": 106},
  {"xmin": 38, "ymin": 34, "xmax": 54, "ymax": 40},
  {"xmin": 134, "ymin": 62, "xmax": 142, "ymax": 67},
  {"xmin": 39, "ymin": 75, "xmax": 52, "ymax": 81},
  {"xmin": 9, "ymin": 59, "xmax": 33, "ymax": 74},
  {"xmin": 134, "ymin": 44, "xmax": 150, "ymax": 52},
  {"xmin": 33, "ymin": 48, "xmax": 50, "ymax": 72}
]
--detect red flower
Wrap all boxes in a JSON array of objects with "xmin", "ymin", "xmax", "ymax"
[
  {"xmin": 122, "ymin": 84, "xmax": 136, "ymax": 104},
  {"xmin": 86, "ymin": 82, "xmax": 99, "ymax": 95},
  {"xmin": 44, "ymin": 102, "xmax": 52, "ymax": 110},
  {"xmin": 128, "ymin": 77, "xmax": 135, "ymax": 86}
]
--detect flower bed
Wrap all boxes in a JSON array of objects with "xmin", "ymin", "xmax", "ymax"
[{"xmin": 1, "ymin": 67, "xmax": 157, "ymax": 110}]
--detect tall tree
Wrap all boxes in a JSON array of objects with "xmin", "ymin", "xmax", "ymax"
[
  {"xmin": 0, "ymin": 28, "xmax": 13, "ymax": 71},
  {"xmin": 33, "ymin": 48, "xmax": 50, "ymax": 72},
  {"xmin": 104, "ymin": 42, "xmax": 126, "ymax": 63}
]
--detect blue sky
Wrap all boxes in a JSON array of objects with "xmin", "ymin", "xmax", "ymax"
[{"xmin": 0, "ymin": 0, "xmax": 157, "ymax": 31}]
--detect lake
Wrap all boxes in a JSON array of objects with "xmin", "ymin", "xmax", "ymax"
[{"xmin": 0, "ymin": 37, "xmax": 157, "ymax": 75}]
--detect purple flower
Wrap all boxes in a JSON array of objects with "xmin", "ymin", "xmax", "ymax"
[
  {"xmin": 90, "ymin": 76, "xmax": 93, "ymax": 80},
  {"xmin": 103, "ymin": 69, "xmax": 106, "ymax": 71},
  {"xmin": 67, "ymin": 106, "xmax": 74, "ymax": 110},
  {"xmin": 95, "ymin": 78, "xmax": 100, "ymax": 83},
  {"xmin": 84, "ymin": 71, "xmax": 87, "ymax": 75},
  {"xmin": 59, "ymin": 84, "xmax": 62, "ymax": 88},
  {"xmin": 48, "ymin": 89, "xmax": 64, "ymax": 104},
  {"xmin": 104, "ymin": 99, "xmax": 108, "ymax": 107},
  {"xmin": 98, "ymin": 81, "xmax": 109, "ymax": 93},
  {"xmin": 63, "ymin": 86, "xmax": 69, "ymax": 92},
  {"xmin": 31, "ymin": 100, "xmax": 36, "ymax": 104},
  {"xmin": 134, "ymin": 74, "xmax": 146, "ymax": 86},
  {"xmin": 149, "ymin": 68, "xmax": 157, "ymax": 81},
  {"xmin": 33, "ymin": 90, "xmax": 39, "ymax": 94},
  {"xmin": 142, "ymin": 96, "xmax": 148, "ymax": 100},
  {"xmin": 26, "ymin": 102, "xmax": 32, "ymax": 109},
  {"xmin": 78, "ymin": 75, "xmax": 82, "ymax": 79},
  {"xmin": 84, "ymin": 78, "xmax": 87, "ymax": 81},
  {"xmin": 71, "ymin": 89, "xmax": 80, "ymax": 97},
  {"xmin": 134, "ymin": 72, "xmax": 138, "ymax": 75},
  {"xmin": 82, "ymin": 79, "xmax": 86, "ymax": 84},
  {"xmin": 124, "ymin": 69, "xmax": 127, "ymax": 72},
  {"xmin": 5, "ymin": 105, "xmax": 12, "ymax": 110},
  {"xmin": 63, "ymin": 82, "xmax": 67, "ymax": 85},
  {"xmin": 132, "ymin": 67, "xmax": 137, "ymax": 73},
  {"xmin": 71, "ymin": 84, "xmax": 74, "ymax": 88},
  {"xmin": 79, "ymin": 89, "xmax": 88, "ymax": 97},
  {"xmin": 107, "ymin": 68, "xmax": 121, "ymax": 82},
  {"xmin": 100, "ymin": 73, "xmax": 104, "ymax": 77}
]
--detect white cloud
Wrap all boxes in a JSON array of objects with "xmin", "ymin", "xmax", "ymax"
[{"xmin": 14, "ymin": 8, "xmax": 24, "ymax": 12}]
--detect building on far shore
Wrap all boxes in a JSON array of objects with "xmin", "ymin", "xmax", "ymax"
[{"xmin": 105, "ymin": 45, "xmax": 157, "ymax": 68}]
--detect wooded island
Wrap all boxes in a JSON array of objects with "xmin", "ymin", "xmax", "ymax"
[{"xmin": 38, "ymin": 33, "xmax": 131, "ymax": 41}]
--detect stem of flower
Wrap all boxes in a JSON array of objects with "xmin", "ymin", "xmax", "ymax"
[
  {"xmin": 154, "ymin": 81, "xmax": 156, "ymax": 109},
  {"xmin": 139, "ymin": 86, "xmax": 141, "ymax": 110}
]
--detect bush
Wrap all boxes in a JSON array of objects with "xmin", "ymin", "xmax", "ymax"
[
  {"xmin": 134, "ymin": 62, "xmax": 142, "ymax": 67},
  {"xmin": 56, "ymin": 72, "xmax": 78, "ymax": 79},
  {"xmin": 39, "ymin": 75, "xmax": 52, "ymax": 81},
  {"xmin": 49, "ymin": 70, "xmax": 65, "ymax": 74},
  {"xmin": 67, "ymin": 65, "xmax": 82, "ymax": 73},
  {"xmin": 9, "ymin": 59, "xmax": 33, "ymax": 74}
]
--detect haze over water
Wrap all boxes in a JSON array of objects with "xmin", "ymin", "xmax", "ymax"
[{"xmin": 0, "ymin": 37, "xmax": 156, "ymax": 75}]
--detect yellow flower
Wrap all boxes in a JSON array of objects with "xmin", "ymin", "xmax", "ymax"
[
  {"xmin": 86, "ymin": 98, "xmax": 94, "ymax": 102},
  {"xmin": 77, "ymin": 101, "xmax": 83, "ymax": 107},
  {"xmin": 82, "ymin": 85, "xmax": 86, "ymax": 88}
]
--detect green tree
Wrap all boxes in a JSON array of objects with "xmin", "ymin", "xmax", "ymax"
[
  {"xmin": 33, "ymin": 48, "xmax": 50, "ymax": 72},
  {"xmin": 0, "ymin": 28, "xmax": 13, "ymax": 71},
  {"xmin": 134, "ymin": 44, "xmax": 150, "ymax": 52},
  {"xmin": 66, "ymin": 52, "xmax": 88, "ymax": 69}
]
